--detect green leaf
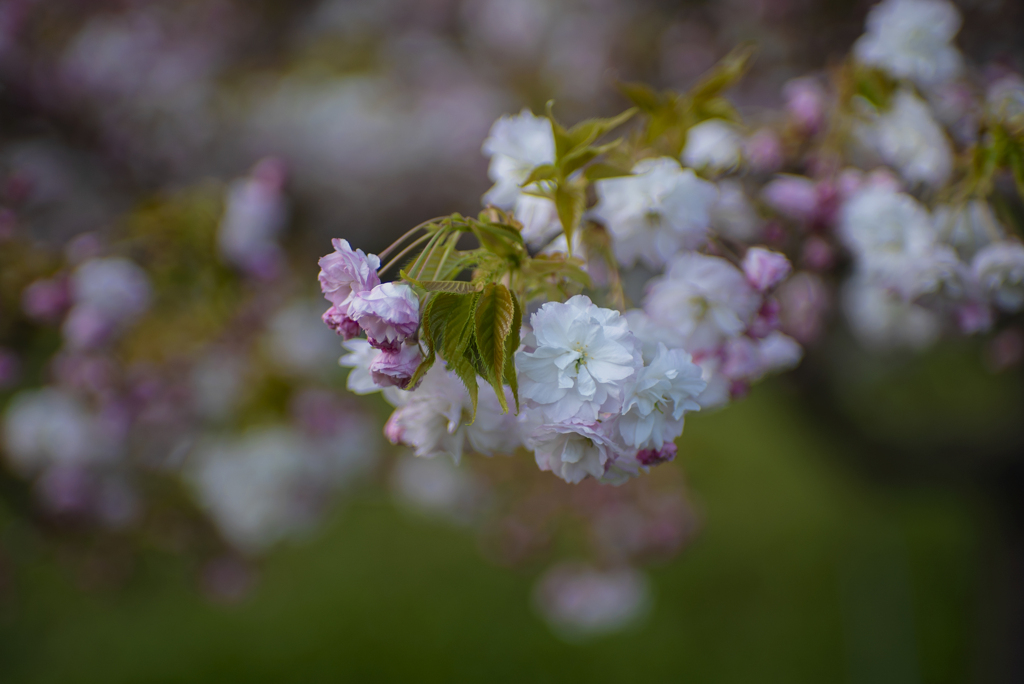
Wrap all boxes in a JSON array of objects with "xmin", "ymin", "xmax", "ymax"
[
  {"xmin": 521, "ymin": 254, "xmax": 593, "ymax": 289},
  {"xmin": 546, "ymin": 101, "xmax": 575, "ymax": 159},
  {"xmin": 521, "ymin": 163, "xmax": 558, "ymax": 186},
  {"xmin": 474, "ymin": 283, "xmax": 515, "ymax": 413},
  {"xmin": 405, "ymin": 295, "xmax": 438, "ymax": 390},
  {"xmin": 565, "ymin": 108, "xmax": 636, "ymax": 150},
  {"xmin": 399, "ymin": 268, "xmax": 425, "ymax": 290},
  {"xmin": 426, "ymin": 293, "xmax": 466, "ymax": 356},
  {"xmin": 503, "ymin": 292, "xmax": 522, "ymax": 413},
  {"xmin": 425, "ymin": 293, "xmax": 482, "ymax": 422},
  {"xmin": 411, "ymin": 231, "xmax": 462, "ymax": 281},
  {"xmin": 419, "ymin": 280, "xmax": 481, "ymax": 294},
  {"xmin": 584, "ymin": 162, "xmax": 634, "ymax": 181},
  {"xmin": 427, "ymin": 293, "xmax": 477, "ymax": 367},
  {"xmin": 471, "ymin": 220, "xmax": 526, "ymax": 260},
  {"xmin": 617, "ymin": 81, "xmax": 663, "ymax": 112},
  {"xmin": 560, "ymin": 139, "xmax": 622, "ymax": 177},
  {"xmin": 854, "ymin": 67, "xmax": 897, "ymax": 111},
  {"xmin": 690, "ymin": 44, "xmax": 755, "ymax": 101},
  {"xmin": 451, "ymin": 355, "xmax": 479, "ymax": 424},
  {"xmin": 694, "ymin": 96, "xmax": 740, "ymax": 123},
  {"xmin": 554, "ymin": 184, "xmax": 585, "ymax": 255}
]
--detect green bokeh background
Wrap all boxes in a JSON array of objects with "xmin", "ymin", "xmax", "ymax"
[{"xmin": 0, "ymin": 385, "xmax": 981, "ymax": 683}]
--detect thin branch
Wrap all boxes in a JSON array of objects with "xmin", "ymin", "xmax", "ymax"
[
  {"xmin": 376, "ymin": 217, "xmax": 447, "ymax": 261},
  {"xmin": 378, "ymin": 233, "xmax": 432, "ymax": 277}
]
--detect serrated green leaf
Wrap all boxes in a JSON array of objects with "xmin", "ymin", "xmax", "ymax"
[
  {"xmin": 426, "ymin": 293, "xmax": 466, "ymax": 355},
  {"xmin": 451, "ymin": 355, "xmax": 479, "ymax": 424},
  {"xmin": 427, "ymin": 292, "xmax": 477, "ymax": 367},
  {"xmin": 521, "ymin": 163, "xmax": 558, "ymax": 186},
  {"xmin": 425, "ymin": 293, "xmax": 481, "ymax": 423},
  {"xmin": 503, "ymin": 292, "xmax": 522, "ymax": 413},
  {"xmin": 419, "ymin": 280, "xmax": 481, "ymax": 294},
  {"xmin": 471, "ymin": 221, "xmax": 526, "ymax": 260},
  {"xmin": 474, "ymin": 283, "xmax": 514, "ymax": 413},
  {"xmin": 405, "ymin": 295, "xmax": 437, "ymax": 390}
]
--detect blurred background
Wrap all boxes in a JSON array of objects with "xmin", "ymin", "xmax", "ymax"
[{"xmin": 1, "ymin": 0, "xmax": 1024, "ymax": 681}]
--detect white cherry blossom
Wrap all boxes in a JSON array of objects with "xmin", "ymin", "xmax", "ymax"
[
  {"xmin": 481, "ymin": 108, "xmax": 561, "ymax": 248},
  {"xmin": 527, "ymin": 420, "xmax": 622, "ymax": 484},
  {"xmin": 857, "ymin": 89, "xmax": 953, "ymax": 188},
  {"xmin": 591, "ymin": 157, "xmax": 717, "ymax": 268},
  {"xmin": 618, "ymin": 344, "xmax": 705, "ymax": 450},
  {"xmin": 644, "ymin": 253, "xmax": 761, "ymax": 352},
  {"xmin": 972, "ymin": 242, "xmax": 1024, "ymax": 312},
  {"xmin": 853, "ymin": 0, "xmax": 963, "ymax": 88},
  {"xmin": 516, "ymin": 295, "xmax": 642, "ymax": 423},
  {"xmin": 839, "ymin": 185, "xmax": 959, "ymax": 299},
  {"xmin": 384, "ymin": 364, "xmax": 521, "ymax": 464},
  {"xmin": 681, "ymin": 119, "xmax": 743, "ymax": 173}
]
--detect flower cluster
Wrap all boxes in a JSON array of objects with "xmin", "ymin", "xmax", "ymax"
[
  {"xmin": 1, "ymin": 163, "xmax": 380, "ymax": 576},
  {"xmin": 322, "ymin": 0, "xmax": 1024, "ymax": 497},
  {"xmin": 325, "ymin": 88, "xmax": 801, "ymax": 485}
]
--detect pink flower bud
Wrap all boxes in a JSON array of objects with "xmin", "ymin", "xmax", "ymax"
[
  {"xmin": 317, "ymin": 238, "xmax": 380, "ymax": 307},
  {"xmin": 777, "ymin": 272, "xmax": 829, "ymax": 344},
  {"xmin": 955, "ymin": 301, "xmax": 993, "ymax": 334},
  {"xmin": 783, "ymin": 77, "xmax": 826, "ymax": 133},
  {"xmin": 348, "ymin": 283, "xmax": 420, "ymax": 351},
  {"xmin": 721, "ymin": 337, "xmax": 760, "ymax": 380},
  {"xmin": 62, "ymin": 306, "xmax": 113, "ymax": 349},
  {"xmin": 384, "ymin": 410, "xmax": 405, "ymax": 445},
  {"xmin": 636, "ymin": 442, "xmax": 677, "ymax": 466},
  {"xmin": 743, "ymin": 247, "xmax": 792, "ymax": 292},
  {"xmin": 370, "ymin": 343, "xmax": 423, "ymax": 389},
  {"xmin": 747, "ymin": 298, "xmax": 781, "ymax": 339},
  {"xmin": 813, "ymin": 181, "xmax": 841, "ymax": 226},
  {"xmin": 322, "ymin": 305, "xmax": 361, "ymax": 339},
  {"xmin": 761, "ymin": 221, "xmax": 787, "ymax": 245},
  {"xmin": 37, "ymin": 465, "xmax": 93, "ymax": 515},
  {"xmin": 756, "ymin": 332, "xmax": 803, "ymax": 373},
  {"xmin": 729, "ymin": 380, "xmax": 750, "ymax": 400},
  {"xmin": 837, "ymin": 168, "xmax": 864, "ymax": 199},
  {"xmin": 801, "ymin": 236, "xmax": 835, "ymax": 271},
  {"xmin": 762, "ymin": 176, "xmax": 819, "ymax": 223},
  {"xmin": 744, "ymin": 129, "xmax": 784, "ymax": 173},
  {"xmin": 22, "ymin": 277, "xmax": 70, "ymax": 322}
]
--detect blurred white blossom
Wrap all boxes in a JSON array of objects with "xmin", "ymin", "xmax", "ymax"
[{"xmin": 853, "ymin": 0, "xmax": 963, "ymax": 88}]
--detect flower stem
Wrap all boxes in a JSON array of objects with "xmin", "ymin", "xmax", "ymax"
[
  {"xmin": 376, "ymin": 217, "xmax": 446, "ymax": 261},
  {"xmin": 378, "ymin": 233, "xmax": 433, "ymax": 277}
]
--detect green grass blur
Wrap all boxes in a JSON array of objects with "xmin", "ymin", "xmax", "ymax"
[{"xmin": 0, "ymin": 384, "xmax": 980, "ymax": 683}]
